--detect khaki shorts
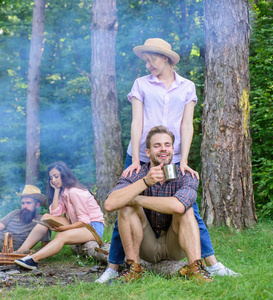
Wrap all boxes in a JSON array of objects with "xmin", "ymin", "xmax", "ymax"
[{"xmin": 139, "ymin": 222, "xmax": 186, "ymax": 263}]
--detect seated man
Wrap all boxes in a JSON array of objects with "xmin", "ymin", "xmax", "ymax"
[
  {"xmin": 104, "ymin": 126, "xmax": 212, "ymax": 283},
  {"xmin": 0, "ymin": 185, "xmax": 50, "ymax": 251}
]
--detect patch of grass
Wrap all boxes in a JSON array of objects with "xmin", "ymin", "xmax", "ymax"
[{"xmin": 1, "ymin": 221, "xmax": 273, "ymax": 299}]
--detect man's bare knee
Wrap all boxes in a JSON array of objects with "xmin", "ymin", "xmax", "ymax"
[
  {"xmin": 119, "ymin": 205, "xmax": 136, "ymax": 218},
  {"xmin": 172, "ymin": 207, "xmax": 196, "ymax": 232},
  {"xmin": 182, "ymin": 207, "xmax": 194, "ymax": 219},
  {"xmin": 119, "ymin": 205, "xmax": 147, "ymax": 227}
]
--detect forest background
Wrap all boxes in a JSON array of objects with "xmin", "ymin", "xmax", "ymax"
[{"xmin": 0, "ymin": 0, "xmax": 272, "ymax": 221}]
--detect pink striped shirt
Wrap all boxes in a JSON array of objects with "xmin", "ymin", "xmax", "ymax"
[
  {"xmin": 49, "ymin": 187, "xmax": 104, "ymax": 225},
  {"xmin": 127, "ymin": 72, "xmax": 197, "ymax": 163}
]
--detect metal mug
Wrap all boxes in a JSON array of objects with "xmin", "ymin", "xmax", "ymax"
[{"xmin": 163, "ymin": 164, "xmax": 177, "ymax": 181}]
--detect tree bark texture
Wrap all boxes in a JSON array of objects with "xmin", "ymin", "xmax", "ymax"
[
  {"xmin": 90, "ymin": 0, "xmax": 123, "ymax": 222},
  {"xmin": 201, "ymin": 0, "xmax": 257, "ymax": 228},
  {"xmin": 26, "ymin": 0, "xmax": 45, "ymax": 184}
]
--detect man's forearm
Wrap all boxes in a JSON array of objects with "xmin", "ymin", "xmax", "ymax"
[
  {"xmin": 136, "ymin": 195, "xmax": 186, "ymax": 215},
  {"xmin": 104, "ymin": 179, "xmax": 147, "ymax": 212}
]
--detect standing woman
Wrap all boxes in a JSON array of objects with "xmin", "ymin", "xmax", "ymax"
[
  {"xmin": 15, "ymin": 161, "xmax": 104, "ymax": 270},
  {"xmin": 124, "ymin": 38, "xmax": 198, "ymax": 179},
  {"xmin": 96, "ymin": 38, "xmax": 237, "ymax": 283}
]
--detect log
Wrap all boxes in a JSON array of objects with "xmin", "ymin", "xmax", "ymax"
[
  {"xmin": 71, "ymin": 242, "xmax": 187, "ymax": 276},
  {"xmin": 71, "ymin": 241, "xmax": 109, "ymax": 264}
]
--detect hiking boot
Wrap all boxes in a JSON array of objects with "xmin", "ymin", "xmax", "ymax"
[
  {"xmin": 117, "ymin": 260, "xmax": 143, "ymax": 283},
  {"xmin": 179, "ymin": 259, "xmax": 213, "ymax": 283},
  {"xmin": 14, "ymin": 255, "xmax": 38, "ymax": 270}
]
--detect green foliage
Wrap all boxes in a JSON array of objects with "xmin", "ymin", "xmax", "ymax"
[
  {"xmin": 0, "ymin": 0, "xmax": 33, "ymax": 211},
  {"xmin": 0, "ymin": 1, "xmax": 95, "ymax": 210},
  {"xmin": 249, "ymin": 0, "xmax": 273, "ymax": 219},
  {"xmin": 39, "ymin": 0, "xmax": 94, "ymax": 187},
  {"xmin": 1, "ymin": 0, "xmax": 272, "ymax": 221}
]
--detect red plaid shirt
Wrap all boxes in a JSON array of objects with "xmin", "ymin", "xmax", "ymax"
[{"xmin": 109, "ymin": 164, "xmax": 199, "ymax": 238}]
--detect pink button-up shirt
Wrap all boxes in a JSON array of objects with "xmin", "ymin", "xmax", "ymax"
[
  {"xmin": 49, "ymin": 187, "xmax": 104, "ymax": 225},
  {"xmin": 127, "ymin": 72, "xmax": 197, "ymax": 163}
]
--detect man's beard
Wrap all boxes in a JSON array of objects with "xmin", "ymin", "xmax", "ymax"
[
  {"xmin": 150, "ymin": 151, "xmax": 173, "ymax": 166},
  {"xmin": 19, "ymin": 208, "xmax": 36, "ymax": 224}
]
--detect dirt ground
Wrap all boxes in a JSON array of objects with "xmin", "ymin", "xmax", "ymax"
[{"xmin": 0, "ymin": 261, "xmax": 106, "ymax": 290}]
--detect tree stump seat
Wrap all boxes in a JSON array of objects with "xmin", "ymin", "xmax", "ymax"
[{"xmin": 71, "ymin": 242, "xmax": 187, "ymax": 276}]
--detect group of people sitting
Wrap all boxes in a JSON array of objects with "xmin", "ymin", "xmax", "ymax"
[
  {"xmin": 1, "ymin": 38, "xmax": 238, "ymax": 284},
  {"xmin": 0, "ymin": 161, "xmax": 104, "ymax": 269}
]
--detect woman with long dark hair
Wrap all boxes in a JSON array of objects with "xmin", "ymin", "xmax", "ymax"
[{"xmin": 15, "ymin": 161, "xmax": 104, "ymax": 270}]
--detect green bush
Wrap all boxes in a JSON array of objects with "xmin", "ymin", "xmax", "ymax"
[{"xmin": 250, "ymin": 0, "xmax": 273, "ymax": 219}]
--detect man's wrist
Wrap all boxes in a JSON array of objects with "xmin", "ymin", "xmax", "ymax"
[{"xmin": 143, "ymin": 177, "xmax": 150, "ymax": 188}]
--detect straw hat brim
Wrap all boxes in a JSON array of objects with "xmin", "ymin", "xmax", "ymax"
[
  {"xmin": 133, "ymin": 45, "xmax": 180, "ymax": 65},
  {"xmin": 16, "ymin": 192, "xmax": 47, "ymax": 206}
]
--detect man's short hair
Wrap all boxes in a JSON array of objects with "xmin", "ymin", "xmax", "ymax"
[{"xmin": 146, "ymin": 126, "xmax": 175, "ymax": 149}]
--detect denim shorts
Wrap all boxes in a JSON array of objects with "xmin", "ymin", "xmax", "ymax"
[{"xmin": 90, "ymin": 221, "xmax": 104, "ymax": 238}]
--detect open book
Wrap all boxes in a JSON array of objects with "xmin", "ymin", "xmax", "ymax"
[{"xmin": 33, "ymin": 219, "xmax": 64, "ymax": 228}]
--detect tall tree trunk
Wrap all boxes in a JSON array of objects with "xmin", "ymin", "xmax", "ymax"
[
  {"xmin": 26, "ymin": 0, "xmax": 45, "ymax": 185},
  {"xmin": 201, "ymin": 0, "xmax": 257, "ymax": 229},
  {"xmin": 90, "ymin": 0, "xmax": 123, "ymax": 222}
]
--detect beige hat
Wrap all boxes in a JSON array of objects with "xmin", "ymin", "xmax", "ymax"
[
  {"xmin": 16, "ymin": 185, "xmax": 47, "ymax": 206},
  {"xmin": 133, "ymin": 38, "xmax": 180, "ymax": 65}
]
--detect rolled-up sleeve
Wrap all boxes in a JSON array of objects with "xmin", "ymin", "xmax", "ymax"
[
  {"xmin": 107, "ymin": 176, "xmax": 134, "ymax": 197},
  {"xmin": 127, "ymin": 79, "xmax": 143, "ymax": 103},
  {"xmin": 173, "ymin": 172, "xmax": 199, "ymax": 211},
  {"xmin": 49, "ymin": 198, "xmax": 66, "ymax": 216},
  {"xmin": 185, "ymin": 82, "xmax": 198, "ymax": 105}
]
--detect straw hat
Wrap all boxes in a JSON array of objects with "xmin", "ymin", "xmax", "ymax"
[
  {"xmin": 133, "ymin": 38, "xmax": 180, "ymax": 65},
  {"xmin": 16, "ymin": 185, "xmax": 47, "ymax": 206}
]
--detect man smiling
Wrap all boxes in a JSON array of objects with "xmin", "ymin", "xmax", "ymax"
[{"xmin": 104, "ymin": 126, "xmax": 213, "ymax": 283}]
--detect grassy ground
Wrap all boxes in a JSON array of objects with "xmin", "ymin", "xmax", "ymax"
[{"xmin": 1, "ymin": 220, "xmax": 273, "ymax": 300}]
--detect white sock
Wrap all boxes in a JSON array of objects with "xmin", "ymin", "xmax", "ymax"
[
  {"xmin": 107, "ymin": 268, "xmax": 118, "ymax": 275},
  {"xmin": 207, "ymin": 262, "xmax": 221, "ymax": 270}
]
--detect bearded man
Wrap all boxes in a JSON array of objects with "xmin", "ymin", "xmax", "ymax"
[
  {"xmin": 0, "ymin": 185, "xmax": 50, "ymax": 251},
  {"xmin": 104, "ymin": 126, "xmax": 213, "ymax": 283}
]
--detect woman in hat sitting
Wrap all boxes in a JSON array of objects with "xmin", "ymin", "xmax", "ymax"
[
  {"xmin": 15, "ymin": 161, "xmax": 104, "ymax": 270},
  {"xmin": 96, "ymin": 38, "xmax": 237, "ymax": 283}
]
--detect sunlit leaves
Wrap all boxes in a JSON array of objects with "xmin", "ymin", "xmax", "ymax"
[{"xmin": 250, "ymin": 0, "xmax": 273, "ymax": 218}]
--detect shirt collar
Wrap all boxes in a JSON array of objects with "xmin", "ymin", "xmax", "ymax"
[
  {"xmin": 148, "ymin": 74, "xmax": 160, "ymax": 83},
  {"xmin": 148, "ymin": 71, "xmax": 185, "ymax": 86},
  {"xmin": 174, "ymin": 71, "xmax": 185, "ymax": 85}
]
